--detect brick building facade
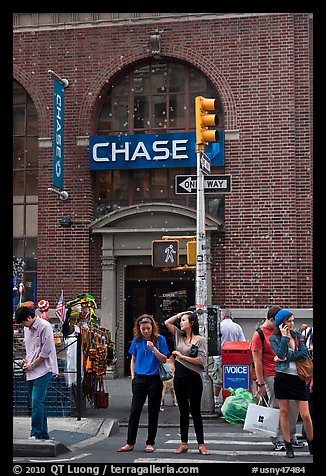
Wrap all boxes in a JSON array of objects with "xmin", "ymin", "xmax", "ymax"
[{"xmin": 13, "ymin": 13, "xmax": 313, "ymax": 375}]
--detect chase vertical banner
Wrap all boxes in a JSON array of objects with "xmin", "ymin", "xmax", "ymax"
[{"xmin": 52, "ymin": 78, "xmax": 65, "ymax": 190}]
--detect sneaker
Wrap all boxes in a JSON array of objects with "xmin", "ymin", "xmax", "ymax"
[
  {"xmin": 274, "ymin": 442, "xmax": 286, "ymax": 451},
  {"xmin": 291, "ymin": 439, "xmax": 305, "ymax": 448},
  {"xmin": 28, "ymin": 436, "xmax": 37, "ymax": 440}
]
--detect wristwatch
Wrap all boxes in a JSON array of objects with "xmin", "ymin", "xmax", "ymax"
[{"xmin": 257, "ymin": 382, "xmax": 265, "ymax": 388}]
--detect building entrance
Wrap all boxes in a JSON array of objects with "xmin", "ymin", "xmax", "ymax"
[{"xmin": 124, "ymin": 279, "xmax": 195, "ymax": 375}]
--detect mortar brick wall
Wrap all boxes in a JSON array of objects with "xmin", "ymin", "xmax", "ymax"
[{"xmin": 13, "ymin": 12, "xmax": 312, "ymax": 309}]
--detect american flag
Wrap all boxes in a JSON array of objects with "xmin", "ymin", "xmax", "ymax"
[{"xmin": 55, "ymin": 289, "xmax": 66, "ymax": 324}]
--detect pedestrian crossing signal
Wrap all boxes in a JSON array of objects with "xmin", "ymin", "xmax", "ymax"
[{"xmin": 152, "ymin": 240, "xmax": 179, "ymax": 267}]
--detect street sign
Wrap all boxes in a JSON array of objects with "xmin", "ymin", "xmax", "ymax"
[
  {"xmin": 200, "ymin": 152, "xmax": 211, "ymax": 175},
  {"xmin": 175, "ymin": 175, "xmax": 231, "ymax": 194}
]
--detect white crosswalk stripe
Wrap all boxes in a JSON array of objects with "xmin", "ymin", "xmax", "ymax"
[{"xmin": 134, "ymin": 431, "xmax": 310, "ymax": 464}]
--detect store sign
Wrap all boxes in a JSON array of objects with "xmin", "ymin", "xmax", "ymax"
[
  {"xmin": 89, "ymin": 132, "xmax": 224, "ymax": 170},
  {"xmin": 52, "ymin": 78, "xmax": 65, "ymax": 190}
]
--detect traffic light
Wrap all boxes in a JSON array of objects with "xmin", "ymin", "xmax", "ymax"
[
  {"xmin": 195, "ymin": 96, "xmax": 219, "ymax": 152},
  {"xmin": 152, "ymin": 240, "xmax": 179, "ymax": 267},
  {"xmin": 186, "ymin": 241, "xmax": 196, "ymax": 266}
]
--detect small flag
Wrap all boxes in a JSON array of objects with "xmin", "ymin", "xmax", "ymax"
[
  {"xmin": 55, "ymin": 289, "xmax": 66, "ymax": 324},
  {"xmin": 17, "ymin": 282, "xmax": 25, "ymax": 309}
]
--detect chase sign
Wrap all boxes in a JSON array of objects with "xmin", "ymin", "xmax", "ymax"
[{"xmin": 89, "ymin": 132, "xmax": 224, "ymax": 170}]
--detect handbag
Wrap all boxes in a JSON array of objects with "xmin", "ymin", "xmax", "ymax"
[
  {"xmin": 189, "ymin": 343, "xmax": 199, "ymax": 357},
  {"xmin": 158, "ymin": 362, "xmax": 173, "ymax": 381},
  {"xmin": 94, "ymin": 377, "xmax": 109, "ymax": 409},
  {"xmin": 157, "ymin": 338, "xmax": 173, "ymax": 381},
  {"xmin": 243, "ymin": 397, "xmax": 280, "ymax": 437},
  {"xmin": 296, "ymin": 357, "xmax": 313, "ymax": 380}
]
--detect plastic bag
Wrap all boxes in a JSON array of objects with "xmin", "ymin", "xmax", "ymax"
[{"xmin": 221, "ymin": 387, "xmax": 255, "ymax": 424}]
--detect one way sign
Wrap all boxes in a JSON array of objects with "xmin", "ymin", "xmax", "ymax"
[{"xmin": 175, "ymin": 175, "xmax": 231, "ymax": 194}]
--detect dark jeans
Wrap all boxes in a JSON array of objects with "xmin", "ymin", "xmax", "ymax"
[
  {"xmin": 127, "ymin": 374, "xmax": 163, "ymax": 446},
  {"xmin": 173, "ymin": 372, "xmax": 204, "ymax": 444},
  {"xmin": 27, "ymin": 372, "xmax": 53, "ymax": 439}
]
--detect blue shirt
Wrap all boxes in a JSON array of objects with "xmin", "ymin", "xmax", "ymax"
[{"xmin": 128, "ymin": 335, "xmax": 169, "ymax": 376}]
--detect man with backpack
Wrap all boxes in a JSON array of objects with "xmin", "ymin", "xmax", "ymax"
[{"xmin": 250, "ymin": 306, "xmax": 304, "ymax": 452}]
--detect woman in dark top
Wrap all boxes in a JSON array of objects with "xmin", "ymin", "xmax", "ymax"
[{"xmin": 164, "ymin": 310, "xmax": 209, "ymax": 455}]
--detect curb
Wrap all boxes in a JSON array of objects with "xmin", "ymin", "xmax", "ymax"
[
  {"xmin": 13, "ymin": 418, "xmax": 120, "ymax": 456},
  {"xmin": 69, "ymin": 418, "xmax": 119, "ymax": 451},
  {"xmin": 13, "ymin": 439, "xmax": 71, "ymax": 457}
]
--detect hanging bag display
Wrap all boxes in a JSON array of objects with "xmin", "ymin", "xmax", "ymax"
[{"xmin": 243, "ymin": 396, "xmax": 280, "ymax": 437}]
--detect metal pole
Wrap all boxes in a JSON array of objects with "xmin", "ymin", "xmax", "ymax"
[
  {"xmin": 196, "ymin": 151, "xmax": 207, "ymax": 314},
  {"xmin": 76, "ymin": 332, "xmax": 82, "ymax": 421},
  {"xmin": 196, "ymin": 151, "xmax": 214, "ymax": 413}
]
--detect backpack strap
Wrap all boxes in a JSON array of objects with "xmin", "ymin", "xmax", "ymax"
[{"xmin": 256, "ymin": 327, "xmax": 265, "ymax": 349}]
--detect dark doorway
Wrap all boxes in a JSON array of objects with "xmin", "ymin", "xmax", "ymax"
[{"xmin": 124, "ymin": 279, "xmax": 195, "ymax": 375}]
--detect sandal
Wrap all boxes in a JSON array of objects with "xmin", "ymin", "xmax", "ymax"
[
  {"xmin": 117, "ymin": 444, "xmax": 134, "ymax": 452},
  {"xmin": 198, "ymin": 444, "xmax": 209, "ymax": 455},
  {"xmin": 174, "ymin": 443, "xmax": 188, "ymax": 454},
  {"xmin": 145, "ymin": 445, "xmax": 154, "ymax": 453}
]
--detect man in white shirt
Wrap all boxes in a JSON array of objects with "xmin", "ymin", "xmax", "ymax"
[
  {"xmin": 212, "ymin": 309, "xmax": 246, "ymax": 409},
  {"xmin": 15, "ymin": 306, "xmax": 59, "ymax": 440}
]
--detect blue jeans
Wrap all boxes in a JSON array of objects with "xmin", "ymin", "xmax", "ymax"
[{"xmin": 27, "ymin": 372, "xmax": 53, "ymax": 439}]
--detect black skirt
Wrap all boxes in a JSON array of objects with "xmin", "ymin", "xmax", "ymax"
[{"xmin": 274, "ymin": 371, "xmax": 308, "ymax": 401}]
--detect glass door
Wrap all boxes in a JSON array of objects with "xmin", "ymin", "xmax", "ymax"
[{"xmin": 124, "ymin": 280, "xmax": 194, "ymax": 374}]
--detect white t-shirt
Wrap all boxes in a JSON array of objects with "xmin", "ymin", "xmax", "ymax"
[{"xmin": 213, "ymin": 318, "xmax": 246, "ymax": 365}]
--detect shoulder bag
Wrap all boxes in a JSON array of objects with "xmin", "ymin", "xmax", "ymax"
[
  {"xmin": 294, "ymin": 332, "xmax": 313, "ymax": 380},
  {"xmin": 189, "ymin": 342, "xmax": 199, "ymax": 357},
  {"xmin": 157, "ymin": 337, "xmax": 173, "ymax": 381},
  {"xmin": 158, "ymin": 362, "xmax": 173, "ymax": 381},
  {"xmin": 296, "ymin": 357, "xmax": 313, "ymax": 380}
]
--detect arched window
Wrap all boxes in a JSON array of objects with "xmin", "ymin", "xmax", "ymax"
[
  {"xmin": 95, "ymin": 60, "xmax": 225, "ymax": 222},
  {"xmin": 13, "ymin": 80, "xmax": 38, "ymax": 306}
]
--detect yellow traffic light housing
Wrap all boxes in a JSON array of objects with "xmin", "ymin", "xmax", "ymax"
[
  {"xmin": 195, "ymin": 96, "xmax": 219, "ymax": 152},
  {"xmin": 186, "ymin": 241, "xmax": 196, "ymax": 266}
]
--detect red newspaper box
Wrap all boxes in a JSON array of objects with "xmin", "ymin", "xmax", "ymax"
[{"xmin": 221, "ymin": 341, "xmax": 253, "ymax": 401}]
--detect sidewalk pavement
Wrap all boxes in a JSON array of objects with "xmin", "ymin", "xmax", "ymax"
[{"xmin": 14, "ymin": 377, "xmax": 217, "ymax": 456}]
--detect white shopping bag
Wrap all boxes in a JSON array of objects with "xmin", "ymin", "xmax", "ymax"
[{"xmin": 243, "ymin": 402, "xmax": 280, "ymax": 437}]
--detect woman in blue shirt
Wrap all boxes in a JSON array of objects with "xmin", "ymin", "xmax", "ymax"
[{"xmin": 117, "ymin": 314, "xmax": 169, "ymax": 453}]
